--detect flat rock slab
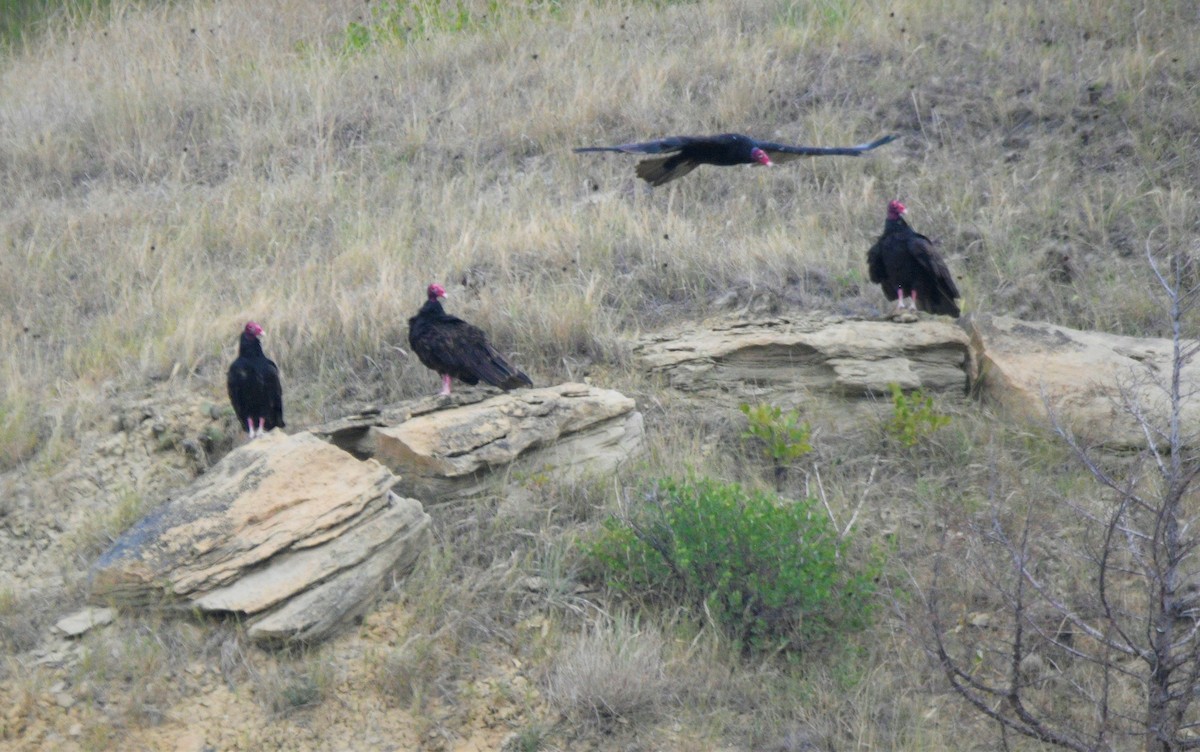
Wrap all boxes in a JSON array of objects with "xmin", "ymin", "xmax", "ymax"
[
  {"xmin": 968, "ymin": 314, "xmax": 1200, "ymax": 449},
  {"xmin": 89, "ymin": 431, "xmax": 430, "ymax": 646},
  {"xmin": 54, "ymin": 607, "xmax": 114, "ymax": 638},
  {"xmin": 634, "ymin": 314, "xmax": 971, "ymax": 404},
  {"xmin": 374, "ymin": 383, "xmax": 643, "ymax": 498},
  {"xmin": 312, "ymin": 384, "xmax": 644, "ymax": 499}
]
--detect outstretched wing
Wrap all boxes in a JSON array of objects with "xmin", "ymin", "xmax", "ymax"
[
  {"xmin": 574, "ymin": 138, "xmax": 707, "ymax": 185},
  {"xmin": 573, "ymin": 136, "xmax": 702, "ymax": 156},
  {"xmin": 758, "ymin": 134, "xmax": 899, "ymax": 164}
]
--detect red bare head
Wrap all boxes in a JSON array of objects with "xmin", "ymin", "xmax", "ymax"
[
  {"xmin": 243, "ymin": 321, "xmax": 264, "ymax": 338},
  {"xmin": 886, "ymin": 200, "xmax": 907, "ymax": 220},
  {"xmin": 751, "ymin": 147, "xmax": 773, "ymax": 167},
  {"xmin": 427, "ymin": 283, "xmax": 447, "ymax": 301}
]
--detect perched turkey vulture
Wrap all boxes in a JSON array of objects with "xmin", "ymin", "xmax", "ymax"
[
  {"xmin": 574, "ymin": 132, "xmax": 898, "ymax": 186},
  {"xmin": 227, "ymin": 321, "xmax": 285, "ymax": 438},
  {"xmin": 408, "ymin": 283, "xmax": 532, "ymax": 396},
  {"xmin": 867, "ymin": 200, "xmax": 961, "ymax": 318}
]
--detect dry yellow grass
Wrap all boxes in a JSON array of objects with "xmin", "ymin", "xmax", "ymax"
[{"xmin": 2, "ymin": 0, "xmax": 1199, "ymax": 748}]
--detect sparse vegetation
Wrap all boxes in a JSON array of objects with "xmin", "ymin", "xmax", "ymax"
[
  {"xmin": 253, "ymin": 651, "xmax": 336, "ymax": 718},
  {"xmin": 2, "ymin": 0, "xmax": 1199, "ymax": 748},
  {"xmin": 547, "ymin": 613, "xmax": 669, "ymax": 727},
  {"xmin": 926, "ymin": 251, "xmax": 1200, "ymax": 750}
]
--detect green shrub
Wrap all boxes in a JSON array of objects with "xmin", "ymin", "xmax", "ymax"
[
  {"xmin": 885, "ymin": 383, "xmax": 951, "ymax": 448},
  {"xmin": 740, "ymin": 403, "xmax": 812, "ymax": 463},
  {"xmin": 589, "ymin": 477, "xmax": 876, "ymax": 654},
  {"xmin": 740, "ymin": 402, "xmax": 812, "ymax": 489}
]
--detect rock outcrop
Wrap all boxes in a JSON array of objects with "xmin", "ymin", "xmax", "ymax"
[
  {"xmin": 634, "ymin": 314, "xmax": 971, "ymax": 405},
  {"xmin": 312, "ymin": 384, "xmax": 644, "ymax": 499},
  {"xmin": 89, "ymin": 431, "xmax": 430, "ymax": 646},
  {"xmin": 968, "ymin": 314, "xmax": 1200, "ymax": 449}
]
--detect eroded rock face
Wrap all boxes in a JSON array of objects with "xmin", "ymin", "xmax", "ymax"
[
  {"xmin": 634, "ymin": 314, "xmax": 972, "ymax": 405},
  {"xmin": 89, "ymin": 431, "xmax": 430, "ymax": 645},
  {"xmin": 968, "ymin": 314, "xmax": 1200, "ymax": 449}
]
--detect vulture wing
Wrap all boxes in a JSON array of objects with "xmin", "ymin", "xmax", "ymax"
[
  {"xmin": 758, "ymin": 134, "xmax": 899, "ymax": 164},
  {"xmin": 866, "ymin": 236, "xmax": 892, "ymax": 294},
  {"xmin": 410, "ymin": 312, "xmax": 532, "ymax": 390},
  {"xmin": 573, "ymin": 136, "xmax": 701, "ymax": 156},
  {"xmin": 575, "ymin": 137, "xmax": 706, "ymax": 185},
  {"xmin": 907, "ymin": 232, "xmax": 961, "ymax": 314},
  {"xmin": 261, "ymin": 359, "xmax": 285, "ymax": 428},
  {"xmin": 634, "ymin": 156, "xmax": 701, "ymax": 186}
]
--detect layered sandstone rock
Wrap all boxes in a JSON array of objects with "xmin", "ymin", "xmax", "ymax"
[
  {"xmin": 312, "ymin": 384, "xmax": 644, "ymax": 499},
  {"xmin": 89, "ymin": 431, "xmax": 430, "ymax": 645},
  {"xmin": 634, "ymin": 313, "xmax": 972, "ymax": 405}
]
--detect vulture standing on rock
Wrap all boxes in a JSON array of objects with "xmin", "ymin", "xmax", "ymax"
[
  {"xmin": 574, "ymin": 132, "xmax": 898, "ymax": 186},
  {"xmin": 867, "ymin": 200, "xmax": 961, "ymax": 318},
  {"xmin": 408, "ymin": 283, "xmax": 532, "ymax": 396},
  {"xmin": 227, "ymin": 321, "xmax": 285, "ymax": 438}
]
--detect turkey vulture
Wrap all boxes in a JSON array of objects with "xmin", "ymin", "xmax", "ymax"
[
  {"xmin": 574, "ymin": 132, "xmax": 898, "ymax": 186},
  {"xmin": 227, "ymin": 321, "xmax": 285, "ymax": 438},
  {"xmin": 408, "ymin": 283, "xmax": 532, "ymax": 396},
  {"xmin": 867, "ymin": 200, "xmax": 961, "ymax": 317}
]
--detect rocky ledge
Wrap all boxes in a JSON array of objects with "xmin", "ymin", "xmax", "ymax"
[{"xmin": 634, "ymin": 313, "xmax": 972, "ymax": 405}]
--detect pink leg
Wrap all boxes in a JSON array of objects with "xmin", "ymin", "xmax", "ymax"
[
  {"xmin": 438, "ymin": 374, "xmax": 452, "ymax": 396},
  {"xmin": 246, "ymin": 418, "xmax": 255, "ymax": 438},
  {"xmin": 910, "ymin": 290, "xmax": 919, "ymax": 310},
  {"xmin": 895, "ymin": 287, "xmax": 905, "ymax": 311},
  {"xmin": 257, "ymin": 417, "xmax": 266, "ymax": 437}
]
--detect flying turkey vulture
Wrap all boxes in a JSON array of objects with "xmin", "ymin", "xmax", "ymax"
[
  {"xmin": 867, "ymin": 200, "xmax": 961, "ymax": 318},
  {"xmin": 574, "ymin": 132, "xmax": 898, "ymax": 186},
  {"xmin": 408, "ymin": 283, "xmax": 532, "ymax": 396},
  {"xmin": 227, "ymin": 321, "xmax": 285, "ymax": 438}
]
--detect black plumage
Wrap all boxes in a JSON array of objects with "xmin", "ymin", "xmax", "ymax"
[
  {"xmin": 867, "ymin": 200, "xmax": 961, "ymax": 318},
  {"xmin": 408, "ymin": 283, "xmax": 532, "ymax": 396},
  {"xmin": 227, "ymin": 321, "xmax": 285, "ymax": 438},
  {"xmin": 574, "ymin": 132, "xmax": 898, "ymax": 186}
]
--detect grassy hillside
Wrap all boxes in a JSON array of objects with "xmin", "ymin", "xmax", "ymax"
[{"xmin": 1, "ymin": 0, "xmax": 1198, "ymax": 748}]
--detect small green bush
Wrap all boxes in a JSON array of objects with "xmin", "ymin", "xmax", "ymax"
[
  {"xmin": 740, "ymin": 402, "xmax": 812, "ymax": 489},
  {"xmin": 885, "ymin": 383, "xmax": 951, "ymax": 448},
  {"xmin": 589, "ymin": 477, "xmax": 876, "ymax": 654},
  {"xmin": 740, "ymin": 403, "xmax": 812, "ymax": 463}
]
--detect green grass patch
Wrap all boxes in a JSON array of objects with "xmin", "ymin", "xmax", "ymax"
[
  {"xmin": 343, "ymin": 0, "xmax": 565, "ymax": 53},
  {"xmin": 0, "ymin": 0, "xmax": 146, "ymax": 50}
]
